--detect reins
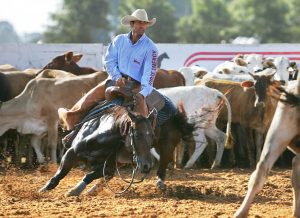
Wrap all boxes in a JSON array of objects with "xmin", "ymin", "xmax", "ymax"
[{"xmin": 102, "ymin": 126, "xmax": 145, "ymax": 195}]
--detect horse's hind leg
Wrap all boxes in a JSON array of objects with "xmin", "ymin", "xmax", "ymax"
[
  {"xmin": 292, "ymin": 154, "xmax": 300, "ymax": 217},
  {"xmin": 39, "ymin": 148, "xmax": 78, "ymax": 192}
]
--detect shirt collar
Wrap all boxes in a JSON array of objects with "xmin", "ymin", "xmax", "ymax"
[{"xmin": 127, "ymin": 31, "xmax": 146, "ymax": 45}]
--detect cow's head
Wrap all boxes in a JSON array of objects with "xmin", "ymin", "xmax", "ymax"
[
  {"xmin": 42, "ymin": 51, "xmax": 83, "ymax": 73},
  {"xmin": 241, "ymin": 68, "xmax": 280, "ymax": 107},
  {"xmin": 244, "ymin": 54, "xmax": 264, "ymax": 73}
]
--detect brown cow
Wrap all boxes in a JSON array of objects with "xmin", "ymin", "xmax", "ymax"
[
  {"xmin": 154, "ymin": 68, "xmax": 185, "ymax": 88},
  {"xmin": 0, "ymin": 71, "xmax": 108, "ymax": 164},
  {"xmin": 37, "ymin": 51, "xmax": 97, "ymax": 76},
  {"xmin": 197, "ymin": 69, "xmax": 280, "ymax": 167}
]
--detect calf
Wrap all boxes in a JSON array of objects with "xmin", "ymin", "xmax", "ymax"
[{"xmin": 158, "ymin": 86, "xmax": 233, "ymax": 169}]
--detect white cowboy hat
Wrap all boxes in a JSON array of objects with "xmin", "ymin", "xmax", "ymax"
[{"xmin": 121, "ymin": 9, "xmax": 156, "ymax": 26}]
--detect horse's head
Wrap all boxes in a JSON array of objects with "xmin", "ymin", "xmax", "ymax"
[{"xmin": 125, "ymin": 109, "xmax": 155, "ymax": 174}]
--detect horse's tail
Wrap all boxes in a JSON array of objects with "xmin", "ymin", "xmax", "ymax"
[{"xmin": 174, "ymin": 104, "xmax": 194, "ymax": 140}]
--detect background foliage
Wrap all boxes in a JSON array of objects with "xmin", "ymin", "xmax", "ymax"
[{"xmin": 2, "ymin": 0, "xmax": 299, "ymax": 44}]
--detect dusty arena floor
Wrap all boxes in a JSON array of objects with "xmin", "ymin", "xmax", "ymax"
[{"xmin": 0, "ymin": 164, "xmax": 294, "ymax": 217}]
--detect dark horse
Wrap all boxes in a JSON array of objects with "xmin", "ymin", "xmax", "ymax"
[
  {"xmin": 39, "ymin": 104, "xmax": 155, "ymax": 196},
  {"xmin": 39, "ymin": 95, "xmax": 194, "ymax": 195},
  {"xmin": 75, "ymin": 98, "xmax": 194, "ymax": 194}
]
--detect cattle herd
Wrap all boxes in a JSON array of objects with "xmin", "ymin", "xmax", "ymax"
[{"xmin": 0, "ymin": 51, "xmax": 300, "ymax": 216}]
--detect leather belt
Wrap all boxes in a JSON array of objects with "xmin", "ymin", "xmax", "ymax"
[{"xmin": 121, "ymin": 74, "xmax": 138, "ymax": 83}]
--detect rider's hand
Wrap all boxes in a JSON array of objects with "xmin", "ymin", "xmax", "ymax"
[{"xmin": 116, "ymin": 78, "xmax": 126, "ymax": 87}]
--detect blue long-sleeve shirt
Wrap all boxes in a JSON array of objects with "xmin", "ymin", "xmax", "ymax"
[{"xmin": 104, "ymin": 32, "xmax": 158, "ymax": 97}]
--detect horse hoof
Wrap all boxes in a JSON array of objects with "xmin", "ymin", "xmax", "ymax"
[
  {"xmin": 65, "ymin": 189, "xmax": 81, "ymax": 197},
  {"xmin": 86, "ymin": 184, "xmax": 103, "ymax": 196},
  {"xmin": 38, "ymin": 186, "xmax": 48, "ymax": 193},
  {"xmin": 210, "ymin": 163, "xmax": 220, "ymax": 170},
  {"xmin": 184, "ymin": 165, "xmax": 192, "ymax": 170},
  {"xmin": 156, "ymin": 181, "xmax": 166, "ymax": 190}
]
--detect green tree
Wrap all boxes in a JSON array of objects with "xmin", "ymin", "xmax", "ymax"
[
  {"xmin": 228, "ymin": 0, "xmax": 290, "ymax": 43},
  {"xmin": 0, "ymin": 21, "xmax": 20, "ymax": 43},
  {"xmin": 117, "ymin": 0, "xmax": 177, "ymax": 43},
  {"xmin": 43, "ymin": 0, "xmax": 111, "ymax": 43},
  {"xmin": 176, "ymin": 0, "xmax": 232, "ymax": 43}
]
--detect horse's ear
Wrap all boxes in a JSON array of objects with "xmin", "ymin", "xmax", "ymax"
[{"xmin": 147, "ymin": 109, "xmax": 157, "ymax": 128}]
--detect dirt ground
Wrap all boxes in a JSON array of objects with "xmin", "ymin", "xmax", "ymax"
[{"xmin": 0, "ymin": 164, "xmax": 294, "ymax": 218}]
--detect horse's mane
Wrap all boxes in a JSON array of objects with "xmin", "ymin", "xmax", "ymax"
[{"xmin": 105, "ymin": 105, "xmax": 132, "ymax": 136}]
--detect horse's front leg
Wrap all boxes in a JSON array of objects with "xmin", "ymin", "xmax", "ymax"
[
  {"xmin": 39, "ymin": 148, "xmax": 78, "ymax": 192},
  {"xmin": 156, "ymin": 142, "xmax": 175, "ymax": 190},
  {"xmin": 67, "ymin": 155, "xmax": 116, "ymax": 196}
]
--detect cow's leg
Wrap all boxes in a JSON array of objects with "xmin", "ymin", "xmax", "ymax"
[
  {"xmin": 205, "ymin": 126, "xmax": 225, "ymax": 169},
  {"xmin": 245, "ymin": 127, "xmax": 256, "ymax": 168},
  {"xmin": 47, "ymin": 119, "xmax": 59, "ymax": 164},
  {"xmin": 39, "ymin": 148, "xmax": 78, "ymax": 192},
  {"xmin": 292, "ymin": 154, "xmax": 300, "ymax": 217},
  {"xmin": 184, "ymin": 130, "xmax": 207, "ymax": 169},
  {"xmin": 234, "ymin": 112, "xmax": 296, "ymax": 217},
  {"xmin": 30, "ymin": 135, "xmax": 45, "ymax": 163},
  {"xmin": 254, "ymin": 131, "xmax": 264, "ymax": 163},
  {"xmin": 234, "ymin": 124, "xmax": 247, "ymax": 167}
]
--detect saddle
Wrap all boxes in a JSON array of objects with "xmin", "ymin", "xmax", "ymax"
[{"xmin": 105, "ymin": 80, "xmax": 139, "ymax": 103}]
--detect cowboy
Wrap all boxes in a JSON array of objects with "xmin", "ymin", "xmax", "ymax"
[{"xmin": 58, "ymin": 9, "xmax": 159, "ymax": 132}]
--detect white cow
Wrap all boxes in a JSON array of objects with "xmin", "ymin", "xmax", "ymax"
[
  {"xmin": 202, "ymin": 72, "xmax": 254, "ymax": 82},
  {"xmin": 178, "ymin": 66, "xmax": 209, "ymax": 85},
  {"xmin": 273, "ymin": 56, "xmax": 290, "ymax": 85},
  {"xmin": 212, "ymin": 59, "xmax": 250, "ymax": 75},
  {"xmin": 157, "ymin": 85, "xmax": 232, "ymax": 169},
  {"xmin": 234, "ymin": 78, "xmax": 300, "ymax": 217},
  {"xmin": 243, "ymin": 54, "xmax": 264, "ymax": 73}
]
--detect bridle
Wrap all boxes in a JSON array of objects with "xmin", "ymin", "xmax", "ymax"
[{"xmin": 102, "ymin": 124, "xmax": 147, "ymax": 195}]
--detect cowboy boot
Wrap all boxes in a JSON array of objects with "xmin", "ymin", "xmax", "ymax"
[{"xmin": 58, "ymin": 80, "xmax": 107, "ymax": 130}]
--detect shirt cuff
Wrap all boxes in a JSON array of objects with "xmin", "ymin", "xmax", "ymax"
[{"xmin": 139, "ymin": 86, "xmax": 153, "ymax": 97}]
